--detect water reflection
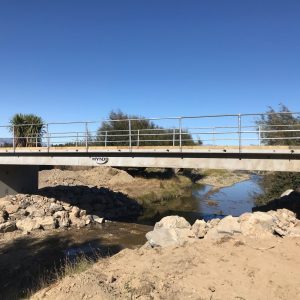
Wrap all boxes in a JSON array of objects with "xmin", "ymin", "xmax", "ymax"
[
  {"xmin": 140, "ymin": 175, "xmax": 263, "ymax": 224},
  {"xmin": 197, "ymin": 175, "xmax": 263, "ymax": 217}
]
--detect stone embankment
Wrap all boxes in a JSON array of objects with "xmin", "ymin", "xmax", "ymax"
[
  {"xmin": 146, "ymin": 209, "xmax": 300, "ymax": 247},
  {"xmin": 0, "ymin": 187, "xmax": 142, "ymax": 234}
]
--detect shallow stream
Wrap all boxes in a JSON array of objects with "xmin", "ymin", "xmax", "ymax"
[{"xmin": 139, "ymin": 174, "xmax": 263, "ymax": 225}]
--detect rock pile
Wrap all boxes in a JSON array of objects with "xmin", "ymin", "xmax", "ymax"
[
  {"xmin": 146, "ymin": 209, "xmax": 300, "ymax": 247},
  {"xmin": 0, "ymin": 186, "xmax": 142, "ymax": 234}
]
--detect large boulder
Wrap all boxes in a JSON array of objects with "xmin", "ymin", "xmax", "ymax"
[
  {"xmin": 154, "ymin": 216, "xmax": 191, "ymax": 230},
  {"xmin": 267, "ymin": 209, "xmax": 297, "ymax": 236},
  {"xmin": 239, "ymin": 212, "xmax": 275, "ymax": 238},
  {"xmin": 146, "ymin": 228, "xmax": 192, "ymax": 247},
  {"xmin": 146, "ymin": 216, "xmax": 194, "ymax": 247},
  {"xmin": 205, "ymin": 216, "xmax": 241, "ymax": 240}
]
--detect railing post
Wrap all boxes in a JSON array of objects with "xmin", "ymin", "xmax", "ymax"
[
  {"xmin": 179, "ymin": 117, "xmax": 182, "ymax": 151},
  {"xmin": 85, "ymin": 122, "xmax": 88, "ymax": 152},
  {"xmin": 172, "ymin": 128, "xmax": 175, "ymax": 146},
  {"xmin": 12, "ymin": 125, "xmax": 16, "ymax": 152},
  {"xmin": 258, "ymin": 125, "xmax": 261, "ymax": 146},
  {"xmin": 76, "ymin": 132, "xmax": 78, "ymax": 147},
  {"xmin": 46, "ymin": 124, "xmax": 50, "ymax": 151},
  {"xmin": 137, "ymin": 130, "xmax": 140, "ymax": 147},
  {"xmin": 212, "ymin": 127, "xmax": 216, "ymax": 146},
  {"xmin": 105, "ymin": 131, "xmax": 107, "ymax": 147},
  {"xmin": 36, "ymin": 136, "xmax": 38, "ymax": 147},
  {"xmin": 128, "ymin": 119, "xmax": 132, "ymax": 151},
  {"xmin": 238, "ymin": 114, "xmax": 242, "ymax": 153}
]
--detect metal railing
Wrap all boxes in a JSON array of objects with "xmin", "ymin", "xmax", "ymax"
[{"xmin": 0, "ymin": 111, "xmax": 299, "ymax": 152}]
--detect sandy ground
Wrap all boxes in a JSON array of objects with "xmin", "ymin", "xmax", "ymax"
[{"xmin": 32, "ymin": 236, "xmax": 300, "ymax": 300}]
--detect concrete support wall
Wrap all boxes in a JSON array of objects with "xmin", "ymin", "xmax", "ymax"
[{"xmin": 0, "ymin": 165, "xmax": 38, "ymax": 197}]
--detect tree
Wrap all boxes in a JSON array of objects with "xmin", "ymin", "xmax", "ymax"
[
  {"xmin": 254, "ymin": 105, "xmax": 300, "ymax": 206},
  {"xmin": 256, "ymin": 104, "xmax": 300, "ymax": 146},
  {"xmin": 9, "ymin": 113, "xmax": 45, "ymax": 147},
  {"xmin": 96, "ymin": 110, "xmax": 197, "ymax": 147}
]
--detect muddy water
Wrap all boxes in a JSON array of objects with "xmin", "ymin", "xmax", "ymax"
[{"xmin": 0, "ymin": 222, "xmax": 152, "ymax": 299}]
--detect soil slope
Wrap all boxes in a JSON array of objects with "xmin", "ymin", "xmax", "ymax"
[{"xmin": 32, "ymin": 236, "xmax": 300, "ymax": 300}]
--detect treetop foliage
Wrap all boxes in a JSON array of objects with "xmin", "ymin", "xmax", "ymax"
[
  {"xmin": 9, "ymin": 113, "xmax": 45, "ymax": 147},
  {"xmin": 256, "ymin": 104, "xmax": 300, "ymax": 146},
  {"xmin": 96, "ymin": 110, "xmax": 198, "ymax": 146}
]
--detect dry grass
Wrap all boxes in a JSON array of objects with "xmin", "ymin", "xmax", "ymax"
[{"xmin": 26, "ymin": 252, "xmax": 101, "ymax": 299}]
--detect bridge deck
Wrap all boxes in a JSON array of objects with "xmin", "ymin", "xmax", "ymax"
[
  {"xmin": 0, "ymin": 145, "xmax": 299, "ymax": 171},
  {"xmin": 0, "ymin": 145, "xmax": 299, "ymax": 154}
]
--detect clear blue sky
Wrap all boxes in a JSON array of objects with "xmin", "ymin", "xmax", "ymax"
[{"xmin": 0, "ymin": 0, "xmax": 299, "ymax": 124}]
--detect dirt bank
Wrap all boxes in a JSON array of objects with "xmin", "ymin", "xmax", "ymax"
[
  {"xmin": 0, "ymin": 222, "xmax": 151, "ymax": 299},
  {"xmin": 32, "ymin": 235, "xmax": 300, "ymax": 300},
  {"xmin": 31, "ymin": 208, "xmax": 300, "ymax": 300},
  {"xmin": 39, "ymin": 167, "xmax": 251, "ymax": 205},
  {"xmin": 39, "ymin": 167, "xmax": 193, "ymax": 204},
  {"xmin": 196, "ymin": 169, "xmax": 251, "ymax": 189}
]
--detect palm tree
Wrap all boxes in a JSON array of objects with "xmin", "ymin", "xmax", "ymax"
[{"xmin": 10, "ymin": 114, "xmax": 45, "ymax": 147}]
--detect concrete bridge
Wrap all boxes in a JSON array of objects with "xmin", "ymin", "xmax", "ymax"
[{"xmin": 0, "ymin": 112, "xmax": 299, "ymax": 196}]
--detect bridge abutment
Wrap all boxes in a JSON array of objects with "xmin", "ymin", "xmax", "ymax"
[{"xmin": 0, "ymin": 165, "xmax": 38, "ymax": 197}]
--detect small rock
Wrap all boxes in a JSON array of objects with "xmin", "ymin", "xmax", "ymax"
[
  {"xmin": 16, "ymin": 219, "xmax": 41, "ymax": 232},
  {"xmin": 71, "ymin": 206, "xmax": 80, "ymax": 218},
  {"xmin": 280, "ymin": 189, "xmax": 294, "ymax": 197},
  {"xmin": 192, "ymin": 219, "xmax": 209, "ymax": 238},
  {"xmin": 5, "ymin": 204, "xmax": 19, "ymax": 214},
  {"xmin": 0, "ymin": 221, "xmax": 17, "ymax": 233},
  {"xmin": 107, "ymin": 275, "xmax": 117, "ymax": 283},
  {"xmin": 207, "ymin": 218, "xmax": 220, "ymax": 228},
  {"xmin": 35, "ymin": 216, "xmax": 57, "ymax": 230},
  {"xmin": 0, "ymin": 198, "xmax": 12, "ymax": 210},
  {"xmin": 91, "ymin": 215, "xmax": 105, "ymax": 224},
  {"xmin": 0, "ymin": 210, "xmax": 8, "ymax": 223},
  {"xmin": 289, "ymin": 222, "xmax": 300, "ymax": 237},
  {"xmin": 49, "ymin": 203, "xmax": 63, "ymax": 214},
  {"xmin": 79, "ymin": 209, "xmax": 87, "ymax": 217}
]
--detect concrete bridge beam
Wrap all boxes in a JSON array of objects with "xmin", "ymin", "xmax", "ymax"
[{"xmin": 0, "ymin": 165, "xmax": 38, "ymax": 197}]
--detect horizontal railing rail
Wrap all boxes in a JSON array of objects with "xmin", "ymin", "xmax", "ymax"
[{"xmin": 0, "ymin": 111, "xmax": 299, "ymax": 152}]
